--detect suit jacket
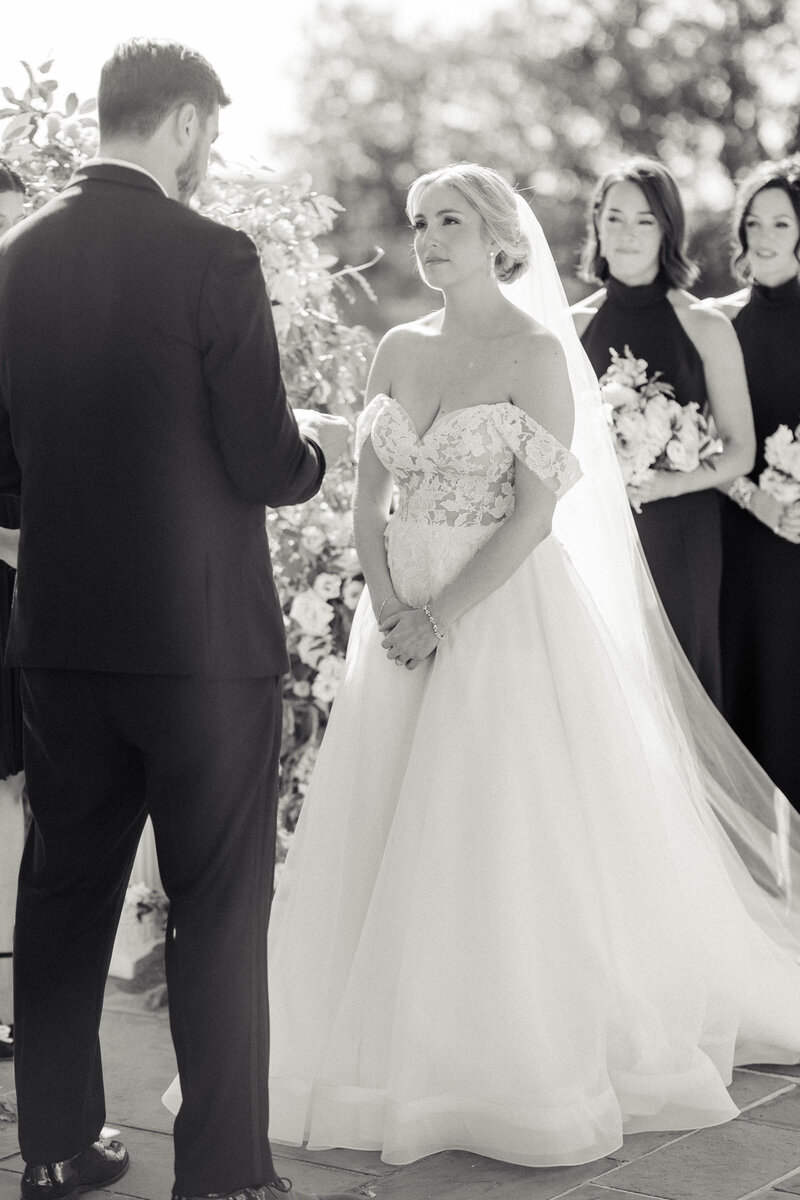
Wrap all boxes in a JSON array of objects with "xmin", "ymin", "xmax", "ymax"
[{"xmin": 0, "ymin": 163, "xmax": 325, "ymax": 676}]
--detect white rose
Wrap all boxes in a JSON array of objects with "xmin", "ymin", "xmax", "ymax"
[
  {"xmin": 665, "ymin": 438, "xmax": 698, "ymax": 472},
  {"xmin": 289, "ymin": 590, "xmax": 335, "ymax": 636},
  {"xmin": 313, "ymin": 572, "xmax": 341, "ymax": 601},
  {"xmin": 602, "ymin": 381, "xmax": 641, "ymax": 410},
  {"xmin": 765, "ymin": 425, "xmax": 795, "ymax": 470},
  {"xmin": 642, "ymin": 396, "xmax": 672, "ymax": 449},
  {"xmin": 760, "ymin": 468, "xmax": 800, "ymax": 505},
  {"xmin": 342, "ymin": 578, "xmax": 364, "ymax": 610},
  {"xmin": 292, "ymin": 680, "xmax": 311, "ymax": 698},
  {"xmin": 614, "ymin": 409, "xmax": 648, "ymax": 448},
  {"xmin": 675, "ymin": 416, "xmax": 701, "ymax": 453}
]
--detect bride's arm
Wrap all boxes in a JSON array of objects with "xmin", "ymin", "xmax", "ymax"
[
  {"xmin": 353, "ymin": 336, "xmax": 410, "ymax": 623},
  {"xmin": 353, "ymin": 440, "xmax": 400, "ymax": 622},
  {"xmin": 382, "ymin": 332, "xmax": 574, "ymax": 666}
]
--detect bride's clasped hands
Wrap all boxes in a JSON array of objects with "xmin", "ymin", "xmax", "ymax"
[{"xmin": 379, "ymin": 599, "xmax": 439, "ymax": 670}]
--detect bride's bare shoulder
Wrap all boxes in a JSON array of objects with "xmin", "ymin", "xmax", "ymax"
[
  {"xmin": 372, "ymin": 310, "xmax": 443, "ymax": 370},
  {"xmin": 386, "ymin": 309, "xmax": 444, "ymax": 341},
  {"xmin": 504, "ymin": 321, "xmax": 570, "ymax": 401}
]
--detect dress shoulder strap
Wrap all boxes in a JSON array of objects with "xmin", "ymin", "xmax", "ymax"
[
  {"xmin": 493, "ymin": 404, "xmax": 582, "ymax": 498},
  {"xmin": 354, "ymin": 394, "xmax": 391, "ymax": 460}
]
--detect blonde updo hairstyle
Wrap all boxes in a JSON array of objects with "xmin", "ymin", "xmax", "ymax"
[{"xmin": 406, "ymin": 163, "xmax": 532, "ymax": 284}]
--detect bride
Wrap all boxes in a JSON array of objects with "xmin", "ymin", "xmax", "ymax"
[{"xmin": 168, "ymin": 164, "xmax": 800, "ymax": 1167}]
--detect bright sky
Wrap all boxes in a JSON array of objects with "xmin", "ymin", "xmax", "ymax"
[{"xmin": 2, "ymin": 0, "xmax": 503, "ymax": 168}]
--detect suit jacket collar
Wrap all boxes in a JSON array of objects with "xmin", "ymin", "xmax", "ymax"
[{"xmin": 68, "ymin": 161, "xmax": 170, "ymax": 198}]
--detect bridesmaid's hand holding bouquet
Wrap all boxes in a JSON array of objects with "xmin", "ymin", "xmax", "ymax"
[
  {"xmin": 759, "ymin": 423, "xmax": 800, "ymax": 543},
  {"xmin": 599, "ymin": 345, "xmax": 720, "ymax": 512}
]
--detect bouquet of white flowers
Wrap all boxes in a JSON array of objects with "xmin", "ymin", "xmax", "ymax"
[
  {"xmin": 599, "ymin": 345, "xmax": 720, "ymax": 502},
  {"xmin": 759, "ymin": 423, "xmax": 800, "ymax": 505}
]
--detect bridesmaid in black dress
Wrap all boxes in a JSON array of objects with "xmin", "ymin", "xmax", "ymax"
[
  {"xmin": 572, "ymin": 158, "xmax": 755, "ymax": 706},
  {"xmin": 714, "ymin": 157, "xmax": 800, "ymax": 811}
]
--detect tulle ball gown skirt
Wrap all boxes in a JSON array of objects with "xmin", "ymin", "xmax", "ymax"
[{"xmin": 266, "ymin": 528, "xmax": 800, "ymax": 1169}]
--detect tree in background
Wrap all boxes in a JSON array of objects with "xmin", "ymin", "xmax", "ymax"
[{"xmin": 281, "ymin": 0, "xmax": 800, "ymax": 330}]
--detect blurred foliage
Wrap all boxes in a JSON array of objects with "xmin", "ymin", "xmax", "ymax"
[
  {"xmin": 1, "ymin": 61, "xmax": 376, "ymax": 862},
  {"xmin": 0, "ymin": 57, "xmax": 99, "ymax": 199},
  {"xmin": 281, "ymin": 0, "xmax": 800, "ymax": 328}
]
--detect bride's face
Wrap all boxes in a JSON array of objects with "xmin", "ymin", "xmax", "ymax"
[
  {"xmin": 597, "ymin": 180, "xmax": 663, "ymax": 287},
  {"xmin": 743, "ymin": 186, "xmax": 800, "ymax": 287},
  {"xmin": 411, "ymin": 182, "xmax": 492, "ymax": 290}
]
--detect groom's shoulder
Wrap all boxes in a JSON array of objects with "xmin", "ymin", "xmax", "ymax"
[
  {"xmin": 169, "ymin": 201, "xmax": 254, "ymax": 253},
  {"xmin": 161, "ymin": 205, "xmax": 264, "ymax": 283}
]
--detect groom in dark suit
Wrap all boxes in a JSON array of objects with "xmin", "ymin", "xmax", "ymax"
[{"xmin": 0, "ymin": 40, "xmax": 352, "ymax": 1200}]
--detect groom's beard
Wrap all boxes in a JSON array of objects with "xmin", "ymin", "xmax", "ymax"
[{"xmin": 176, "ymin": 143, "xmax": 203, "ymax": 206}]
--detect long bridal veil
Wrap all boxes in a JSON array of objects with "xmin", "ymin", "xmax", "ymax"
[{"xmin": 503, "ymin": 194, "xmax": 800, "ymax": 953}]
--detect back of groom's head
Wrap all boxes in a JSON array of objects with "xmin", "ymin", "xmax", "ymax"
[{"xmin": 98, "ymin": 39, "xmax": 230, "ymax": 141}]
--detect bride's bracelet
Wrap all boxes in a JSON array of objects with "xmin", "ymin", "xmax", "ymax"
[
  {"xmin": 728, "ymin": 476, "xmax": 756, "ymax": 511},
  {"xmin": 423, "ymin": 602, "xmax": 445, "ymax": 641},
  {"xmin": 377, "ymin": 592, "xmax": 396, "ymax": 623}
]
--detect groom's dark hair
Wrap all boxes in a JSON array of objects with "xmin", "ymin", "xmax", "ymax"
[{"xmin": 98, "ymin": 39, "xmax": 230, "ymax": 140}]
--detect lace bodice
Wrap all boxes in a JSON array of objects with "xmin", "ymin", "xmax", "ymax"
[
  {"xmin": 355, "ymin": 394, "xmax": 582, "ymax": 606},
  {"xmin": 356, "ymin": 394, "xmax": 580, "ymax": 523}
]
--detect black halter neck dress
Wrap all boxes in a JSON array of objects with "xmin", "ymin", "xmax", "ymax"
[
  {"xmin": 722, "ymin": 277, "xmax": 800, "ymax": 810},
  {"xmin": 581, "ymin": 274, "xmax": 723, "ymax": 706}
]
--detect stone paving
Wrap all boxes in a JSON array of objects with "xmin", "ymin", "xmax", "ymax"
[{"xmin": 3, "ymin": 976, "xmax": 800, "ymax": 1200}]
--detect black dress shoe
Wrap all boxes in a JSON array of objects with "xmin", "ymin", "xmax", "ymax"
[{"xmin": 21, "ymin": 1139, "xmax": 129, "ymax": 1200}]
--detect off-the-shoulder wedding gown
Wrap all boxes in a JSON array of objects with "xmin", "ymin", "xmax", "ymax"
[{"xmin": 166, "ymin": 392, "xmax": 800, "ymax": 1167}]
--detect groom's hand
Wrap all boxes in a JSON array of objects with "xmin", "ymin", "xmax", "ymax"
[{"xmin": 294, "ymin": 409, "xmax": 351, "ymax": 466}]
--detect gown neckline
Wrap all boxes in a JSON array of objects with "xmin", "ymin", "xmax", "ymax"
[
  {"xmin": 373, "ymin": 393, "xmax": 511, "ymax": 442},
  {"xmin": 605, "ymin": 272, "xmax": 670, "ymax": 310}
]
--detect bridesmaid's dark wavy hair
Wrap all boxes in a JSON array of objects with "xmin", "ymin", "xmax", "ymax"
[
  {"xmin": 579, "ymin": 157, "xmax": 699, "ymax": 289},
  {"xmin": 731, "ymin": 156, "xmax": 800, "ymax": 283}
]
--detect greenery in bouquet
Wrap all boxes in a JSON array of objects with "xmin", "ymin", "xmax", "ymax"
[
  {"xmin": 1, "ymin": 61, "xmax": 376, "ymax": 864},
  {"xmin": 600, "ymin": 345, "xmax": 719, "ymax": 505},
  {"xmin": 760, "ymin": 423, "xmax": 800, "ymax": 505}
]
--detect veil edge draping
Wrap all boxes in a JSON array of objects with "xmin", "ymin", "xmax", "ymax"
[{"xmin": 502, "ymin": 194, "xmax": 800, "ymax": 952}]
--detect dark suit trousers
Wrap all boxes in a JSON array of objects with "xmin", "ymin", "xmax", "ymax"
[{"xmin": 14, "ymin": 669, "xmax": 282, "ymax": 1194}]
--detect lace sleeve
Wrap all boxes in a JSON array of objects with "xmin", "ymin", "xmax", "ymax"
[
  {"xmin": 494, "ymin": 404, "xmax": 582, "ymax": 498},
  {"xmin": 354, "ymin": 394, "xmax": 391, "ymax": 460}
]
